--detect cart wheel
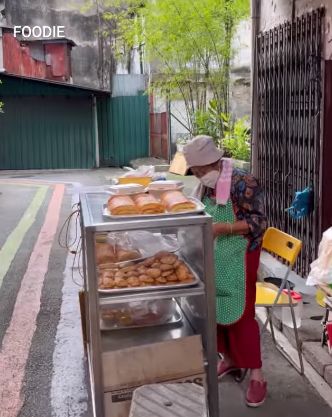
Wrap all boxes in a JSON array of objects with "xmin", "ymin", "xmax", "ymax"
[{"xmin": 235, "ymin": 369, "xmax": 248, "ymax": 383}]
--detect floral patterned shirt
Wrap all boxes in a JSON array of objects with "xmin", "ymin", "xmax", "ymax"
[{"xmin": 206, "ymin": 168, "xmax": 267, "ymax": 251}]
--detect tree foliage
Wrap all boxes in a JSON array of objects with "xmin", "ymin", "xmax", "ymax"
[
  {"xmin": 84, "ymin": 0, "xmax": 249, "ymax": 146},
  {"xmin": 108, "ymin": 0, "xmax": 249, "ymax": 133}
]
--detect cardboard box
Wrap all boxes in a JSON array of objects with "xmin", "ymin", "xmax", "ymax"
[
  {"xmin": 169, "ymin": 152, "xmax": 189, "ymax": 175},
  {"xmin": 103, "ymin": 335, "xmax": 206, "ymax": 417}
]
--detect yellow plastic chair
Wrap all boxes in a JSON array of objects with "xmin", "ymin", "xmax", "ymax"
[{"xmin": 256, "ymin": 227, "xmax": 304, "ymax": 375}]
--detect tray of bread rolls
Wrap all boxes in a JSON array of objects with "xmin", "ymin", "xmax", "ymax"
[
  {"xmin": 103, "ymin": 191, "xmax": 205, "ymax": 219},
  {"xmin": 100, "ymin": 299, "xmax": 183, "ymax": 330},
  {"xmin": 98, "ymin": 252, "xmax": 199, "ymax": 293}
]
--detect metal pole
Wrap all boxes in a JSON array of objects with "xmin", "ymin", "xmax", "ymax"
[
  {"xmin": 251, "ymin": 0, "xmax": 261, "ymax": 176},
  {"xmin": 93, "ymin": 95, "xmax": 100, "ymax": 168},
  {"xmin": 166, "ymin": 94, "xmax": 172, "ymax": 163},
  {"xmin": 0, "ymin": 27, "xmax": 4, "ymax": 72}
]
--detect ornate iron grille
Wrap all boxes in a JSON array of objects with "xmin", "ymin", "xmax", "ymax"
[{"xmin": 256, "ymin": 9, "xmax": 324, "ymax": 276}]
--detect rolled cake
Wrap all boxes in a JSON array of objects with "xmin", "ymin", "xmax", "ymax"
[
  {"xmin": 133, "ymin": 193, "xmax": 165, "ymax": 214},
  {"xmin": 107, "ymin": 195, "xmax": 139, "ymax": 215},
  {"xmin": 161, "ymin": 191, "xmax": 197, "ymax": 213}
]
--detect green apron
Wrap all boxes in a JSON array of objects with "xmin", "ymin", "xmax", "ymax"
[{"xmin": 204, "ymin": 196, "xmax": 248, "ymax": 325}]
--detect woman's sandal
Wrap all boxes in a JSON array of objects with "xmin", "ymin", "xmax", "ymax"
[{"xmin": 217, "ymin": 361, "xmax": 243, "ymax": 380}]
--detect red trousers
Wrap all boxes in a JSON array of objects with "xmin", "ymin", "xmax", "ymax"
[{"xmin": 217, "ymin": 247, "xmax": 262, "ymax": 369}]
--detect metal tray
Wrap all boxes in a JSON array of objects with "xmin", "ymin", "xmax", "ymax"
[
  {"xmin": 98, "ymin": 266, "xmax": 200, "ymax": 294},
  {"xmin": 100, "ymin": 301, "xmax": 183, "ymax": 331},
  {"xmin": 102, "ymin": 197, "xmax": 205, "ymax": 220}
]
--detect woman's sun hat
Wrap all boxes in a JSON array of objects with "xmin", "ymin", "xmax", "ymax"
[{"xmin": 183, "ymin": 135, "xmax": 223, "ymax": 168}]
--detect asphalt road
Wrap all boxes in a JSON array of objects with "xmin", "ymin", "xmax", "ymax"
[{"xmin": 0, "ymin": 169, "xmax": 331, "ymax": 417}]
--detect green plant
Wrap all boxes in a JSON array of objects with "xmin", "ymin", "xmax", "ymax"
[
  {"xmin": 223, "ymin": 117, "xmax": 250, "ymax": 161},
  {"xmin": 193, "ymin": 100, "xmax": 250, "ymax": 161},
  {"xmin": 194, "ymin": 99, "xmax": 228, "ymax": 144},
  {"xmin": 176, "ymin": 135, "xmax": 190, "ymax": 146},
  {"xmin": 193, "ymin": 99, "xmax": 231, "ymax": 147}
]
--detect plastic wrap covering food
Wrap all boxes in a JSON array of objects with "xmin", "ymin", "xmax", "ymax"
[
  {"xmin": 95, "ymin": 231, "xmax": 179, "ymax": 269},
  {"xmin": 95, "ymin": 234, "xmax": 141, "ymax": 267}
]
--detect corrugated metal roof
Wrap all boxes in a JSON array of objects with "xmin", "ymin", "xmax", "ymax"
[
  {"xmin": 20, "ymin": 38, "xmax": 77, "ymax": 47},
  {"xmin": 0, "ymin": 73, "xmax": 110, "ymax": 95}
]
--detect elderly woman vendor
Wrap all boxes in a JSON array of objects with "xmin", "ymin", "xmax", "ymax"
[{"xmin": 183, "ymin": 135, "xmax": 267, "ymax": 407}]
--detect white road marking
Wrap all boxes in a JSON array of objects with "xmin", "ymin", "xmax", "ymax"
[
  {"xmin": 256, "ymin": 307, "xmax": 332, "ymax": 408},
  {"xmin": 51, "ymin": 188, "xmax": 88, "ymax": 417}
]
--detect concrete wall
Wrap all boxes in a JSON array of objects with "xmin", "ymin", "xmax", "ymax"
[
  {"xmin": 230, "ymin": 19, "xmax": 251, "ymax": 120},
  {"xmin": 5, "ymin": 0, "xmax": 100, "ymax": 88},
  {"xmin": 260, "ymin": 0, "xmax": 332, "ymax": 59}
]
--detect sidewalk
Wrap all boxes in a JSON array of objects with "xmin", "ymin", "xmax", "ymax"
[{"xmin": 259, "ymin": 253, "xmax": 332, "ymax": 388}]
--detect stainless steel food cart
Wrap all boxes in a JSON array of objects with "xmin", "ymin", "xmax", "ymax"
[{"xmin": 79, "ymin": 191, "xmax": 219, "ymax": 417}]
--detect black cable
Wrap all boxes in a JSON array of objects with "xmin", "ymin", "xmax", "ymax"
[
  {"xmin": 58, "ymin": 209, "xmax": 80, "ymax": 250},
  {"xmin": 71, "ymin": 237, "xmax": 83, "ymax": 287}
]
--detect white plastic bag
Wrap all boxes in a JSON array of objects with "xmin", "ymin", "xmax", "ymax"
[
  {"xmin": 307, "ymin": 227, "xmax": 332, "ymax": 286},
  {"xmin": 121, "ymin": 165, "xmax": 155, "ymax": 178}
]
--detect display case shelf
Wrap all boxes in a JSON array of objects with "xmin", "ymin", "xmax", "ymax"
[
  {"xmin": 101, "ymin": 313, "xmax": 194, "ymax": 353},
  {"xmin": 99, "ymin": 282, "xmax": 205, "ymax": 305}
]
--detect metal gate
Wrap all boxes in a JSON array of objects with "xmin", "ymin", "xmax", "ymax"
[
  {"xmin": 255, "ymin": 9, "xmax": 324, "ymax": 275},
  {"xmin": 150, "ymin": 112, "xmax": 169, "ymax": 161}
]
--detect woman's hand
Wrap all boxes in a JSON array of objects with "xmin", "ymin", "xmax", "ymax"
[{"xmin": 212, "ymin": 220, "xmax": 250, "ymax": 239}]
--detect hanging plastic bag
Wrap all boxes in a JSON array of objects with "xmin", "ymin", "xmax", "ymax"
[{"xmin": 306, "ymin": 227, "xmax": 332, "ymax": 286}]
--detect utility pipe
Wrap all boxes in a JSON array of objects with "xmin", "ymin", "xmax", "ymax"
[{"xmin": 250, "ymin": 0, "xmax": 261, "ymax": 176}]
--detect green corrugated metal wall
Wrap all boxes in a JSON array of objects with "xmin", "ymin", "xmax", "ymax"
[
  {"xmin": 98, "ymin": 95, "xmax": 149, "ymax": 167},
  {"xmin": 0, "ymin": 96, "xmax": 96, "ymax": 169},
  {"xmin": 0, "ymin": 75, "xmax": 149, "ymax": 170},
  {"xmin": 0, "ymin": 75, "xmax": 96, "ymax": 169}
]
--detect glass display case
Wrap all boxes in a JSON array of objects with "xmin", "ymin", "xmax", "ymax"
[{"xmin": 79, "ymin": 191, "xmax": 219, "ymax": 417}]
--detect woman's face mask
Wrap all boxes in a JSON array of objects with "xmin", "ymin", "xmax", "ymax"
[{"xmin": 200, "ymin": 169, "xmax": 220, "ymax": 189}]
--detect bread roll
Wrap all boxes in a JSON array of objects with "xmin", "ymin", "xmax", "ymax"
[
  {"xmin": 107, "ymin": 195, "xmax": 138, "ymax": 215},
  {"xmin": 132, "ymin": 193, "xmax": 165, "ymax": 214},
  {"xmin": 161, "ymin": 191, "xmax": 196, "ymax": 213},
  {"xmin": 98, "ymin": 252, "xmax": 195, "ymax": 290},
  {"xmin": 95, "ymin": 242, "xmax": 116, "ymax": 265},
  {"xmin": 116, "ymin": 248, "xmax": 141, "ymax": 262}
]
